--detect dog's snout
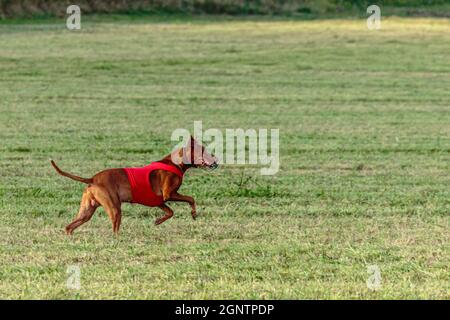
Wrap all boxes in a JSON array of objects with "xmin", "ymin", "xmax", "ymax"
[{"xmin": 209, "ymin": 161, "xmax": 219, "ymax": 170}]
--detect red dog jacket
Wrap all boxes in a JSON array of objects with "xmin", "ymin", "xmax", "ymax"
[{"xmin": 124, "ymin": 162, "xmax": 184, "ymax": 207}]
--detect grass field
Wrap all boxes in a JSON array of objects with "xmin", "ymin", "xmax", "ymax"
[{"xmin": 0, "ymin": 15, "xmax": 449, "ymax": 299}]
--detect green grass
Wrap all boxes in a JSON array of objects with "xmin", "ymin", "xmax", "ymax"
[{"xmin": 0, "ymin": 16, "xmax": 449, "ymax": 299}]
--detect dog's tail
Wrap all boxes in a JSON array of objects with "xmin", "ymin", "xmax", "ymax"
[{"xmin": 50, "ymin": 159, "xmax": 93, "ymax": 184}]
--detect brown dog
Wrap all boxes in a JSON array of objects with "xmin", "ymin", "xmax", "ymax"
[{"xmin": 51, "ymin": 137, "xmax": 218, "ymax": 235}]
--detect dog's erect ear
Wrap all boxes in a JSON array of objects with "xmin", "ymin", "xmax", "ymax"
[
  {"xmin": 189, "ymin": 135, "xmax": 198, "ymax": 149},
  {"xmin": 190, "ymin": 135, "xmax": 203, "ymax": 148}
]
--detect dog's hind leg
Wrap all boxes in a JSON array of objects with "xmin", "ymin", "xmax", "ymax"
[
  {"xmin": 65, "ymin": 187, "xmax": 99, "ymax": 235},
  {"xmin": 90, "ymin": 185, "xmax": 122, "ymax": 234}
]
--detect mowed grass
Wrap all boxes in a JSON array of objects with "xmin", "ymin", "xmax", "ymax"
[{"xmin": 0, "ymin": 16, "xmax": 449, "ymax": 299}]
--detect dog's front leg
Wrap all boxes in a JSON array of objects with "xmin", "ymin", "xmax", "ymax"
[
  {"xmin": 158, "ymin": 175, "xmax": 196, "ymax": 221},
  {"xmin": 155, "ymin": 204, "xmax": 174, "ymax": 225},
  {"xmin": 168, "ymin": 192, "xmax": 197, "ymax": 220}
]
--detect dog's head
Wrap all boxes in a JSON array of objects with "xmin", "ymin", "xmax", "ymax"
[{"xmin": 172, "ymin": 136, "xmax": 219, "ymax": 170}]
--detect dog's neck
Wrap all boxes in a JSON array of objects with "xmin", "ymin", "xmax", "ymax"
[{"xmin": 159, "ymin": 150, "xmax": 193, "ymax": 173}]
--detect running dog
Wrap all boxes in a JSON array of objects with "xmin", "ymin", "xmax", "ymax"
[{"xmin": 50, "ymin": 137, "xmax": 218, "ymax": 235}]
